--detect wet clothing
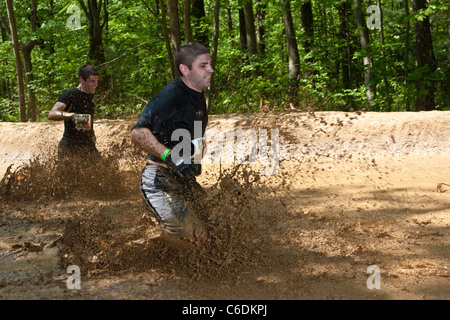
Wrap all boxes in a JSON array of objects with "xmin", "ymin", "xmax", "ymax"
[
  {"xmin": 133, "ymin": 78, "xmax": 208, "ymax": 235},
  {"xmin": 132, "ymin": 78, "xmax": 208, "ymax": 164},
  {"xmin": 57, "ymin": 87, "xmax": 100, "ymax": 159},
  {"xmin": 140, "ymin": 164, "xmax": 205, "ymax": 234}
]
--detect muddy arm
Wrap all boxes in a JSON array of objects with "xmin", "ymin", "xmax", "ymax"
[
  {"xmin": 130, "ymin": 127, "xmax": 169, "ymax": 161},
  {"xmin": 48, "ymin": 102, "xmax": 75, "ymax": 121}
]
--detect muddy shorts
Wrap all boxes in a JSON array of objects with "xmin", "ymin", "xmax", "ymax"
[{"xmin": 140, "ymin": 164, "xmax": 204, "ymax": 235}]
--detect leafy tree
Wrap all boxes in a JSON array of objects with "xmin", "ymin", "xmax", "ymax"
[
  {"xmin": 1, "ymin": 0, "xmax": 449, "ymax": 122},
  {"xmin": 4, "ymin": 0, "xmax": 26, "ymax": 121}
]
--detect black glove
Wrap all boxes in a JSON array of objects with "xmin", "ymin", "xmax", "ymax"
[
  {"xmin": 166, "ymin": 153, "xmax": 200, "ymax": 178},
  {"xmin": 71, "ymin": 113, "xmax": 89, "ymax": 125}
]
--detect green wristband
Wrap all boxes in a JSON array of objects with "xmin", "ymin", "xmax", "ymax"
[{"xmin": 161, "ymin": 148, "xmax": 171, "ymax": 162}]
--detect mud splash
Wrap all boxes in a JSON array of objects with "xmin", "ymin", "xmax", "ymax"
[
  {"xmin": 1, "ymin": 143, "xmax": 267, "ymax": 282},
  {"xmin": 1, "ymin": 111, "xmax": 449, "ymax": 299},
  {"xmin": 0, "ymin": 140, "xmax": 142, "ymax": 202},
  {"xmin": 57, "ymin": 164, "xmax": 265, "ymax": 281}
]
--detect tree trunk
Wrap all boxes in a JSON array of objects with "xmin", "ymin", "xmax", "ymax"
[
  {"xmin": 0, "ymin": 14, "xmax": 10, "ymax": 35},
  {"xmin": 78, "ymin": 0, "xmax": 106, "ymax": 65},
  {"xmin": 5, "ymin": 0, "xmax": 26, "ymax": 121},
  {"xmin": 444, "ymin": 1, "xmax": 450, "ymax": 105},
  {"xmin": 139, "ymin": 0, "xmax": 176, "ymax": 79},
  {"xmin": 168, "ymin": 0, "xmax": 181, "ymax": 51},
  {"xmin": 255, "ymin": 0, "xmax": 266, "ymax": 54},
  {"xmin": 239, "ymin": 8, "xmax": 247, "ymax": 50},
  {"xmin": 206, "ymin": 0, "xmax": 220, "ymax": 108},
  {"xmin": 226, "ymin": 8, "xmax": 234, "ymax": 46},
  {"xmin": 300, "ymin": 1, "xmax": 313, "ymax": 55},
  {"xmin": 210, "ymin": 0, "xmax": 220, "ymax": 78},
  {"xmin": 411, "ymin": 0, "xmax": 437, "ymax": 111},
  {"xmin": 377, "ymin": 0, "xmax": 392, "ymax": 111},
  {"xmin": 300, "ymin": 0, "xmax": 314, "ymax": 78},
  {"xmin": 337, "ymin": 1, "xmax": 353, "ymax": 94},
  {"xmin": 403, "ymin": 0, "xmax": 411, "ymax": 111},
  {"xmin": 0, "ymin": 14, "xmax": 11, "ymax": 100},
  {"xmin": 20, "ymin": 0, "xmax": 38, "ymax": 121},
  {"xmin": 448, "ymin": 3, "xmax": 450, "ymax": 70},
  {"xmin": 21, "ymin": 41, "xmax": 37, "ymax": 121},
  {"xmin": 243, "ymin": 0, "xmax": 257, "ymax": 60},
  {"xmin": 192, "ymin": 0, "xmax": 208, "ymax": 45},
  {"xmin": 353, "ymin": 0, "xmax": 374, "ymax": 105},
  {"xmin": 160, "ymin": 0, "xmax": 176, "ymax": 78},
  {"xmin": 280, "ymin": 0, "xmax": 300, "ymax": 82},
  {"xmin": 184, "ymin": 0, "xmax": 193, "ymax": 42}
]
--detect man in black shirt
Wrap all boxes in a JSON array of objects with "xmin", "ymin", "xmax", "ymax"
[
  {"xmin": 48, "ymin": 64, "xmax": 100, "ymax": 160},
  {"xmin": 131, "ymin": 42, "xmax": 213, "ymax": 245}
]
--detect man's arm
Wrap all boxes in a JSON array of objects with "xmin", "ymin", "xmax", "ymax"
[
  {"xmin": 131, "ymin": 127, "xmax": 200, "ymax": 177},
  {"xmin": 48, "ymin": 102, "xmax": 75, "ymax": 121},
  {"xmin": 48, "ymin": 101, "xmax": 90, "ymax": 132},
  {"xmin": 130, "ymin": 127, "xmax": 169, "ymax": 160}
]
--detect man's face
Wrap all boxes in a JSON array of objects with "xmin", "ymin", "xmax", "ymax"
[
  {"xmin": 181, "ymin": 53, "xmax": 214, "ymax": 92},
  {"xmin": 79, "ymin": 75, "xmax": 99, "ymax": 94}
]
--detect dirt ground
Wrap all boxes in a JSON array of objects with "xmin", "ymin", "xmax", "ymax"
[{"xmin": 0, "ymin": 110, "xmax": 449, "ymax": 300}]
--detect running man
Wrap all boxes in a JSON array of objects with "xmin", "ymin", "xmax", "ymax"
[{"xmin": 130, "ymin": 42, "xmax": 213, "ymax": 245}]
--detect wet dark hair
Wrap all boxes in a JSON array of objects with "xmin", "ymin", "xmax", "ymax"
[
  {"xmin": 78, "ymin": 64, "xmax": 99, "ymax": 81},
  {"xmin": 175, "ymin": 42, "xmax": 210, "ymax": 76}
]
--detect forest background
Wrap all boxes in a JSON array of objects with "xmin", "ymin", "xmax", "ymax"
[{"xmin": 0, "ymin": 0, "xmax": 449, "ymax": 122}]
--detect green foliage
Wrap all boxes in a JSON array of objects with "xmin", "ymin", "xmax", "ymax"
[
  {"xmin": 0, "ymin": 0, "xmax": 449, "ymax": 122},
  {"xmin": 0, "ymin": 99, "xmax": 18, "ymax": 121}
]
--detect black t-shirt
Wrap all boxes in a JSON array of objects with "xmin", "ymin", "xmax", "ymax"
[
  {"xmin": 58, "ymin": 87, "xmax": 96, "ymax": 144},
  {"xmin": 132, "ymin": 78, "xmax": 208, "ymax": 161}
]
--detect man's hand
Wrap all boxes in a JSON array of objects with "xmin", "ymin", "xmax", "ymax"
[{"xmin": 166, "ymin": 153, "xmax": 200, "ymax": 178}]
